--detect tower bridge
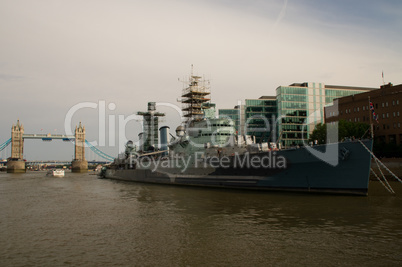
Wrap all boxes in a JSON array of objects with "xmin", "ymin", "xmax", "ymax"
[{"xmin": 0, "ymin": 120, "xmax": 110, "ymax": 173}]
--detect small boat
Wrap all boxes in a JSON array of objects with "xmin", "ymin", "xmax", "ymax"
[{"xmin": 47, "ymin": 169, "xmax": 65, "ymax": 177}]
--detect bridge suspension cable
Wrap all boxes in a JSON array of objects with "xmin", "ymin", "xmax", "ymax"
[
  {"xmin": 85, "ymin": 140, "xmax": 114, "ymax": 162},
  {"xmin": 0, "ymin": 138, "xmax": 11, "ymax": 152}
]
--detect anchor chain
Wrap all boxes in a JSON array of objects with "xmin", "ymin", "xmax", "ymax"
[
  {"xmin": 370, "ymin": 169, "xmax": 395, "ymax": 194},
  {"xmin": 358, "ymin": 140, "xmax": 402, "ymax": 183}
]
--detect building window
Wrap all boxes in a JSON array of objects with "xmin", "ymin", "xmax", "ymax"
[
  {"xmin": 345, "ymin": 109, "xmax": 348, "ymax": 114},
  {"xmin": 363, "ymin": 106, "xmax": 365, "ymax": 111},
  {"xmin": 357, "ymin": 107, "xmax": 359, "ymax": 112},
  {"xmin": 398, "ymin": 111, "xmax": 400, "ymax": 117},
  {"xmin": 394, "ymin": 112, "xmax": 396, "ymax": 117},
  {"xmin": 382, "ymin": 114, "xmax": 385, "ymax": 119},
  {"xmin": 382, "ymin": 103, "xmax": 384, "ymax": 107},
  {"xmin": 397, "ymin": 100, "xmax": 400, "ymax": 105},
  {"xmin": 393, "ymin": 100, "xmax": 395, "ymax": 105},
  {"xmin": 386, "ymin": 102, "xmax": 388, "ymax": 107},
  {"xmin": 399, "ymin": 123, "xmax": 401, "ymax": 128},
  {"xmin": 394, "ymin": 123, "xmax": 397, "ymax": 129},
  {"xmin": 387, "ymin": 113, "xmax": 389, "ymax": 118}
]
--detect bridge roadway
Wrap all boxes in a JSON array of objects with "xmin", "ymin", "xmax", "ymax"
[
  {"xmin": 1, "ymin": 161, "xmax": 110, "ymax": 166},
  {"xmin": 25, "ymin": 160, "xmax": 110, "ymax": 165},
  {"xmin": 22, "ymin": 134, "xmax": 75, "ymax": 141}
]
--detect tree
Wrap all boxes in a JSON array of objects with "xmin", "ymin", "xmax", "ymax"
[
  {"xmin": 309, "ymin": 123, "xmax": 326, "ymax": 144},
  {"xmin": 309, "ymin": 120, "xmax": 370, "ymax": 144}
]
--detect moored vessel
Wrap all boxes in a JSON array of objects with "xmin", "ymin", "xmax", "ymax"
[{"xmin": 101, "ymin": 71, "xmax": 373, "ymax": 195}]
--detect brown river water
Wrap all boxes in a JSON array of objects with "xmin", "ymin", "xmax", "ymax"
[{"xmin": 1, "ymin": 171, "xmax": 402, "ymax": 266}]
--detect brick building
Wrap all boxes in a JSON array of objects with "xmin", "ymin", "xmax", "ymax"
[{"xmin": 325, "ymin": 83, "xmax": 402, "ymax": 145}]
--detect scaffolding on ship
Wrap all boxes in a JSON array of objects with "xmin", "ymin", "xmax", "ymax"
[{"xmin": 180, "ymin": 66, "xmax": 211, "ymax": 123}]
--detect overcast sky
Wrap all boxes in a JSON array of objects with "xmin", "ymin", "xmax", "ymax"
[{"xmin": 1, "ymin": 0, "xmax": 401, "ymax": 161}]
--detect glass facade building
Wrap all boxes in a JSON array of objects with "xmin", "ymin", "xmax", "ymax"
[
  {"xmin": 219, "ymin": 82, "xmax": 375, "ymax": 148},
  {"xmin": 219, "ymin": 97, "xmax": 277, "ymax": 143},
  {"xmin": 244, "ymin": 97, "xmax": 277, "ymax": 143},
  {"xmin": 219, "ymin": 107, "xmax": 242, "ymax": 134},
  {"xmin": 276, "ymin": 82, "xmax": 375, "ymax": 147}
]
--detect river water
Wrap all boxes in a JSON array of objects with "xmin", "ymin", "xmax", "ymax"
[{"xmin": 1, "ymin": 171, "xmax": 401, "ymax": 266}]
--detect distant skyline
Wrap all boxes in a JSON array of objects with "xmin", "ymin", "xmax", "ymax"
[{"xmin": 1, "ymin": 0, "xmax": 401, "ymax": 160}]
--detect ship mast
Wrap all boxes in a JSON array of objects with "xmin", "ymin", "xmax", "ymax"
[{"xmin": 180, "ymin": 65, "xmax": 211, "ymax": 124}]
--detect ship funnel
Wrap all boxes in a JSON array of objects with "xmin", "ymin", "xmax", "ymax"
[{"xmin": 159, "ymin": 126, "xmax": 170, "ymax": 156}]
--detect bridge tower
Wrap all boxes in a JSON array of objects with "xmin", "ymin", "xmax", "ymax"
[
  {"xmin": 71, "ymin": 122, "xmax": 88, "ymax": 173},
  {"xmin": 7, "ymin": 120, "xmax": 26, "ymax": 173}
]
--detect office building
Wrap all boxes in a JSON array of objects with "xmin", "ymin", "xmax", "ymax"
[
  {"xmin": 219, "ymin": 82, "xmax": 377, "ymax": 148},
  {"xmin": 244, "ymin": 97, "xmax": 277, "ymax": 143},
  {"xmin": 219, "ymin": 96, "xmax": 277, "ymax": 143},
  {"xmin": 325, "ymin": 83, "xmax": 402, "ymax": 145},
  {"xmin": 276, "ymin": 82, "xmax": 376, "ymax": 147}
]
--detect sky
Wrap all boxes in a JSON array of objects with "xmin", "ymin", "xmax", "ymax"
[{"xmin": 1, "ymin": 0, "xmax": 401, "ymax": 161}]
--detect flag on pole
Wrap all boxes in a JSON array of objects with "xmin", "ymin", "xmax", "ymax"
[{"xmin": 369, "ymin": 102, "xmax": 379, "ymax": 123}]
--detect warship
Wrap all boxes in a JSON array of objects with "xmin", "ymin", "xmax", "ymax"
[{"xmin": 101, "ymin": 72, "xmax": 373, "ymax": 195}]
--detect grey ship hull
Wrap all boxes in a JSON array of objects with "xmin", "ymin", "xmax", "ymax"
[{"xmin": 103, "ymin": 140, "xmax": 373, "ymax": 196}]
